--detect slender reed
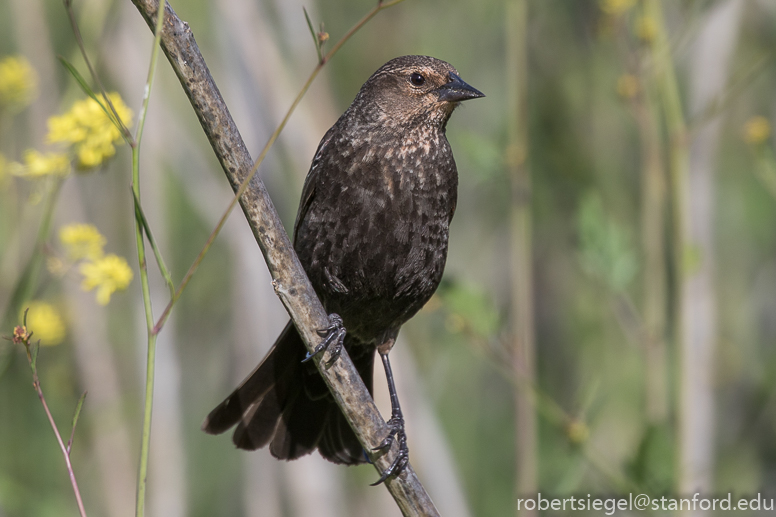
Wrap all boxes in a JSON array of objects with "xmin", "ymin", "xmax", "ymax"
[
  {"xmin": 505, "ymin": 0, "xmax": 538, "ymax": 514},
  {"xmin": 131, "ymin": 4, "xmax": 167, "ymax": 516}
]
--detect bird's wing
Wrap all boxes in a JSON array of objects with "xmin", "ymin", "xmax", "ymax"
[{"xmin": 293, "ymin": 128, "xmax": 337, "ymax": 246}]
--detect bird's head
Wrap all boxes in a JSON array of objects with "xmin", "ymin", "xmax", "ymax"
[{"xmin": 351, "ymin": 55, "xmax": 485, "ymax": 132}]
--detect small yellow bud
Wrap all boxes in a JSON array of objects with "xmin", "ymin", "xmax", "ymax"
[
  {"xmin": 744, "ymin": 116, "xmax": 771, "ymax": 145},
  {"xmin": 12, "ymin": 325, "xmax": 29, "ymax": 345},
  {"xmin": 566, "ymin": 419, "xmax": 590, "ymax": 445}
]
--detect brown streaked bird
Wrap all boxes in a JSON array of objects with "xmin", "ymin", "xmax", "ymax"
[{"xmin": 202, "ymin": 55, "xmax": 484, "ymax": 484}]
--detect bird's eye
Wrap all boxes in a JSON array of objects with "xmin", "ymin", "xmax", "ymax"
[{"xmin": 409, "ymin": 72, "xmax": 425, "ymax": 87}]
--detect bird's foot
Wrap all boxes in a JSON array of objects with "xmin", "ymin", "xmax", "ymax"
[
  {"xmin": 302, "ymin": 313, "xmax": 346, "ymax": 368},
  {"xmin": 370, "ymin": 415, "xmax": 409, "ymax": 486}
]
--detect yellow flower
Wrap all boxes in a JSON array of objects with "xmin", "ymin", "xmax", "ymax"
[
  {"xmin": 22, "ymin": 301, "xmax": 66, "ymax": 346},
  {"xmin": 600, "ymin": 0, "xmax": 635, "ymax": 15},
  {"xmin": 744, "ymin": 116, "xmax": 771, "ymax": 145},
  {"xmin": 47, "ymin": 92, "xmax": 133, "ymax": 169},
  {"xmin": 79, "ymin": 254, "xmax": 133, "ymax": 305},
  {"xmin": 0, "ymin": 56, "xmax": 38, "ymax": 112},
  {"xmin": 635, "ymin": 16, "xmax": 657, "ymax": 42},
  {"xmin": 9, "ymin": 149, "xmax": 70, "ymax": 179},
  {"xmin": 59, "ymin": 223, "xmax": 106, "ymax": 261},
  {"xmin": 616, "ymin": 74, "xmax": 639, "ymax": 100}
]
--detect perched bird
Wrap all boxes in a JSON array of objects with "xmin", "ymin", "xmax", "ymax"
[{"xmin": 202, "ymin": 55, "xmax": 484, "ymax": 483}]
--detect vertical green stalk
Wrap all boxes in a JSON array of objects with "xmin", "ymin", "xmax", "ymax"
[
  {"xmin": 645, "ymin": 0, "xmax": 688, "ymax": 279},
  {"xmin": 506, "ymin": 0, "xmax": 537, "ymax": 512},
  {"xmin": 133, "ymin": 4, "xmax": 165, "ymax": 517},
  {"xmin": 644, "ymin": 0, "xmax": 689, "ymax": 490},
  {"xmin": 133, "ymin": 139, "xmax": 156, "ymax": 517},
  {"xmin": 636, "ymin": 68, "xmax": 669, "ymax": 424}
]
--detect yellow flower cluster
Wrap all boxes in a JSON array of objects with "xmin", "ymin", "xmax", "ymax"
[
  {"xmin": 58, "ymin": 223, "xmax": 133, "ymax": 305},
  {"xmin": 0, "ymin": 55, "xmax": 38, "ymax": 112},
  {"xmin": 79, "ymin": 255, "xmax": 133, "ymax": 305},
  {"xmin": 744, "ymin": 116, "xmax": 771, "ymax": 145},
  {"xmin": 23, "ymin": 301, "xmax": 66, "ymax": 346},
  {"xmin": 9, "ymin": 149, "xmax": 70, "ymax": 179},
  {"xmin": 47, "ymin": 93, "xmax": 133, "ymax": 169},
  {"xmin": 1, "ymin": 66, "xmax": 131, "ymax": 178},
  {"xmin": 60, "ymin": 223, "xmax": 107, "ymax": 261}
]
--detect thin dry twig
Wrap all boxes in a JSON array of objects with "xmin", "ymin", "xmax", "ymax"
[{"xmin": 9, "ymin": 319, "xmax": 88, "ymax": 517}]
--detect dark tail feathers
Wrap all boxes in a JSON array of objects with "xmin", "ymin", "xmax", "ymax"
[{"xmin": 201, "ymin": 321, "xmax": 374, "ymax": 465}]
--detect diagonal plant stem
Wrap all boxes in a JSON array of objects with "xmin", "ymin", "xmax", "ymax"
[
  {"xmin": 28, "ymin": 355, "xmax": 88, "ymax": 517},
  {"xmin": 13, "ymin": 312, "xmax": 88, "ymax": 517},
  {"xmin": 130, "ymin": 0, "xmax": 437, "ymax": 514}
]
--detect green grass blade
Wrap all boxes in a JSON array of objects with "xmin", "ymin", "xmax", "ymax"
[
  {"xmin": 303, "ymin": 7, "xmax": 323, "ymax": 63},
  {"xmin": 132, "ymin": 188, "xmax": 175, "ymax": 298},
  {"xmin": 57, "ymin": 56, "xmax": 125, "ymax": 135},
  {"xmin": 67, "ymin": 391, "xmax": 87, "ymax": 453}
]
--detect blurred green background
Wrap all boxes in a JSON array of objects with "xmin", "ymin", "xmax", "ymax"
[{"xmin": 1, "ymin": 0, "xmax": 776, "ymax": 515}]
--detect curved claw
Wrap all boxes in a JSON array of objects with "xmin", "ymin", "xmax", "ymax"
[
  {"xmin": 373, "ymin": 437, "xmax": 393, "ymax": 453},
  {"xmin": 323, "ymin": 342, "xmax": 344, "ymax": 368},
  {"xmin": 302, "ymin": 313, "xmax": 346, "ymax": 367},
  {"xmin": 371, "ymin": 446, "xmax": 409, "ymax": 486},
  {"xmin": 371, "ymin": 416, "xmax": 409, "ymax": 485}
]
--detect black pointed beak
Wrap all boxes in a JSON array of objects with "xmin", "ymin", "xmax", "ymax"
[{"xmin": 436, "ymin": 72, "xmax": 485, "ymax": 102}]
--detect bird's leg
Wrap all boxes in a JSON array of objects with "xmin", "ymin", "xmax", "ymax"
[
  {"xmin": 371, "ymin": 351, "xmax": 409, "ymax": 486},
  {"xmin": 302, "ymin": 313, "xmax": 346, "ymax": 368}
]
